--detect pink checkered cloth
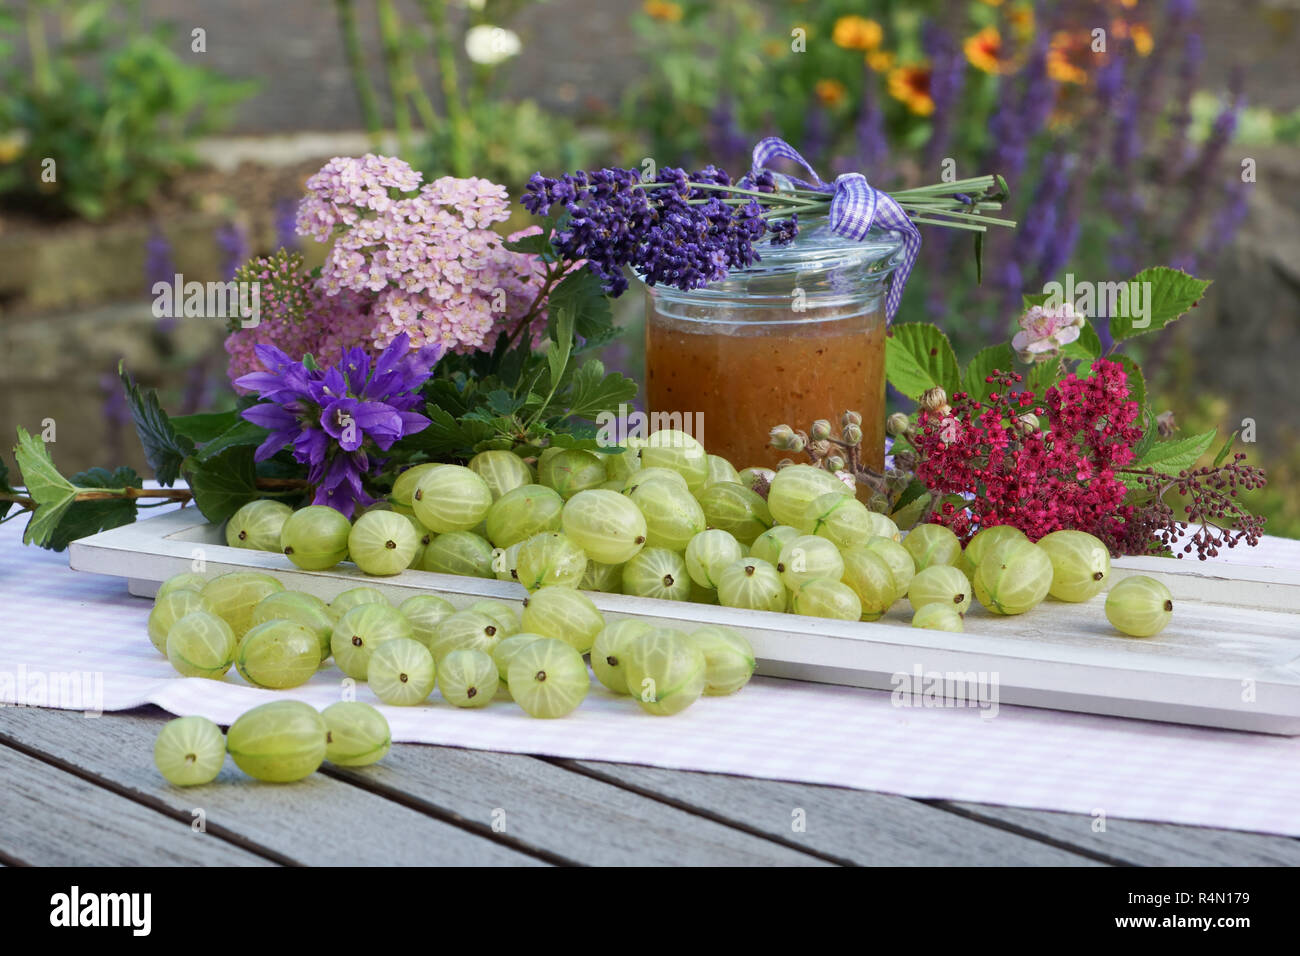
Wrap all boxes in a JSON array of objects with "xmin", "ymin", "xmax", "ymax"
[{"xmin": 2, "ymin": 510, "xmax": 1300, "ymax": 837}]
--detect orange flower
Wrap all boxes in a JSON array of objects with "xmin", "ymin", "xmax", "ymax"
[
  {"xmin": 1112, "ymin": 18, "xmax": 1155, "ymax": 57},
  {"xmin": 643, "ymin": 0, "xmax": 683, "ymax": 22},
  {"xmin": 964, "ymin": 26, "xmax": 1015, "ymax": 75},
  {"xmin": 1131, "ymin": 23, "xmax": 1153, "ymax": 56},
  {"xmin": 888, "ymin": 64, "xmax": 934, "ymax": 116},
  {"xmin": 815, "ymin": 78, "xmax": 847, "ymax": 107},
  {"xmin": 832, "ymin": 15, "xmax": 882, "ymax": 51},
  {"xmin": 1047, "ymin": 30, "xmax": 1091, "ymax": 85},
  {"xmin": 867, "ymin": 49, "xmax": 896, "ymax": 73},
  {"xmin": 1008, "ymin": 4, "xmax": 1035, "ymax": 38}
]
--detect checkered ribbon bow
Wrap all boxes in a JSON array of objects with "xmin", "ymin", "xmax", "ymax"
[{"xmin": 751, "ymin": 137, "xmax": 919, "ymax": 322}]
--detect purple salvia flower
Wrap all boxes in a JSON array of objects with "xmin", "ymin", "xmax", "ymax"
[
  {"xmin": 274, "ymin": 197, "xmax": 300, "ymax": 252},
  {"xmin": 215, "ymin": 220, "xmax": 250, "ymax": 281},
  {"xmin": 922, "ymin": 22, "xmax": 965, "ymax": 171}
]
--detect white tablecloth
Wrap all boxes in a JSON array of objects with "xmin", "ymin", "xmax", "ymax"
[{"xmin": 2, "ymin": 509, "xmax": 1299, "ymax": 837}]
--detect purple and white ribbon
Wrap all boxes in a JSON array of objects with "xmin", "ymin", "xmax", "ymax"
[{"xmin": 751, "ymin": 136, "xmax": 919, "ymax": 322}]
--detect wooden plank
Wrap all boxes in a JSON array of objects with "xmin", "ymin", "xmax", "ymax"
[
  {"xmin": 0, "ymin": 707, "xmax": 543, "ymax": 867},
  {"xmin": 566, "ymin": 761, "xmax": 1106, "ymax": 867},
  {"xmin": 0, "ymin": 743, "xmax": 270, "ymax": 867},
  {"xmin": 944, "ymin": 801, "xmax": 1300, "ymax": 867},
  {"xmin": 326, "ymin": 745, "xmax": 831, "ymax": 866}
]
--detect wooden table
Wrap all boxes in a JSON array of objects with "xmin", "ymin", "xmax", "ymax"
[{"xmin": 3, "ymin": 705, "xmax": 1299, "ymax": 866}]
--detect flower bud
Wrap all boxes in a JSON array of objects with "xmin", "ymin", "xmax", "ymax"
[
  {"xmin": 827, "ymin": 455, "xmax": 846, "ymax": 472},
  {"xmin": 919, "ymin": 387, "xmax": 949, "ymax": 413},
  {"xmin": 1015, "ymin": 412, "xmax": 1039, "ymax": 435},
  {"xmin": 777, "ymin": 458, "xmax": 794, "ymax": 469},
  {"xmin": 809, "ymin": 439, "xmax": 831, "ymax": 458},
  {"xmin": 769, "ymin": 424, "xmax": 795, "ymax": 450},
  {"xmin": 810, "ymin": 419, "xmax": 832, "ymax": 441},
  {"xmin": 787, "ymin": 435, "xmax": 806, "ymax": 454},
  {"xmin": 843, "ymin": 423, "xmax": 863, "ymax": 445},
  {"xmin": 841, "ymin": 410, "xmax": 862, "ymax": 428},
  {"xmin": 886, "ymin": 413, "xmax": 911, "ymax": 437}
]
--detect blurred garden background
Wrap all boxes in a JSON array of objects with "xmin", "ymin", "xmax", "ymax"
[{"xmin": 1, "ymin": 0, "xmax": 1297, "ymax": 534}]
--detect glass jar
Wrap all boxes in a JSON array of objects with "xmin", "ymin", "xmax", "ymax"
[{"xmin": 643, "ymin": 216, "xmax": 904, "ymax": 471}]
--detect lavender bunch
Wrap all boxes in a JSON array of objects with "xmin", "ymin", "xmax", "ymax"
[{"xmin": 522, "ymin": 162, "xmax": 1014, "ymax": 297}]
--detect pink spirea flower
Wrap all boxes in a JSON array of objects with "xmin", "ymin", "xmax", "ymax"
[
  {"xmin": 913, "ymin": 360, "xmax": 1143, "ymax": 550},
  {"xmin": 1012, "ymin": 302, "xmax": 1085, "ymax": 363}
]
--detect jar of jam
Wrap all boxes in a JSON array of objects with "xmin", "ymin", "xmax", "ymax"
[{"xmin": 643, "ymin": 217, "xmax": 904, "ymax": 471}]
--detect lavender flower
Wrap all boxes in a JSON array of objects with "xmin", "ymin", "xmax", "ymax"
[
  {"xmin": 522, "ymin": 165, "xmax": 770, "ymax": 296},
  {"xmin": 236, "ymin": 332, "xmax": 444, "ymax": 517}
]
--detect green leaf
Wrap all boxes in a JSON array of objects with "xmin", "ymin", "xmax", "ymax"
[
  {"xmin": 1063, "ymin": 321, "xmax": 1102, "ymax": 361},
  {"xmin": 194, "ymin": 418, "xmax": 270, "ymax": 463},
  {"xmin": 1134, "ymin": 429, "xmax": 1217, "ymax": 475},
  {"xmin": 892, "ymin": 478, "xmax": 930, "ymax": 514},
  {"xmin": 502, "ymin": 232, "xmax": 551, "ymax": 256},
  {"xmin": 1111, "ymin": 355, "xmax": 1146, "ymax": 411},
  {"xmin": 169, "ymin": 410, "xmax": 239, "ymax": 443},
  {"xmin": 13, "ymin": 428, "xmax": 78, "ymax": 547},
  {"xmin": 564, "ymin": 360, "xmax": 639, "ymax": 421},
  {"xmin": 963, "ymin": 344, "xmax": 1016, "ymax": 401},
  {"xmin": 547, "ymin": 268, "xmax": 614, "ymax": 344},
  {"xmin": 1022, "ymin": 292, "xmax": 1051, "ymax": 310},
  {"xmin": 1110, "ymin": 267, "xmax": 1212, "ymax": 343},
  {"xmin": 119, "ymin": 364, "xmax": 194, "ymax": 485},
  {"xmin": 1213, "ymin": 430, "xmax": 1238, "ymax": 468},
  {"xmin": 1131, "ymin": 407, "xmax": 1158, "ymax": 462},
  {"xmin": 184, "ymin": 446, "xmax": 259, "ymax": 523},
  {"xmin": 890, "ymin": 487, "xmax": 933, "ymax": 531},
  {"xmin": 395, "ymin": 407, "xmax": 497, "ymax": 459},
  {"xmin": 547, "ymin": 301, "xmax": 576, "ymax": 392},
  {"xmin": 45, "ymin": 467, "xmax": 142, "ymax": 551},
  {"xmin": 885, "ymin": 323, "xmax": 960, "ymax": 401}
]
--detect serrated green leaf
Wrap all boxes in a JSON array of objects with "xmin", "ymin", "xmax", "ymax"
[
  {"xmin": 547, "ymin": 301, "xmax": 576, "ymax": 392},
  {"xmin": 1131, "ymin": 407, "xmax": 1158, "ymax": 462},
  {"xmin": 963, "ymin": 344, "xmax": 1016, "ymax": 401},
  {"xmin": 1213, "ymin": 430, "xmax": 1238, "ymax": 468},
  {"xmin": 1110, "ymin": 267, "xmax": 1212, "ymax": 342},
  {"xmin": 564, "ymin": 360, "xmax": 639, "ymax": 421},
  {"xmin": 1135, "ymin": 429, "xmax": 1217, "ymax": 475},
  {"xmin": 169, "ymin": 410, "xmax": 240, "ymax": 443},
  {"xmin": 13, "ymin": 427, "xmax": 78, "ymax": 547},
  {"xmin": 484, "ymin": 389, "xmax": 524, "ymax": 416},
  {"xmin": 119, "ymin": 364, "xmax": 194, "ymax": 485},
  {"xmin": 184, "ymin": 446, "xmax": 259, "ymax": 523},
  {"xmin": 502, "ymin": 232, "xmax": 551, "ymax": 256},
  {"xmin": 890, "ymin": 488, "xmax": 933, "ymax": 530},
  {"xmin": 547, "ymin": 268, "xmax": 613, "ymax": 344},
  {"xmin": 44, "ymin": 467, "xmax": 142, "ymax": 551},
  {"xmin": 1063, "ymin": 321, "xmax": 1102, "ymax": 361},
  {"xmin": 1022, "ymin": 292, "xmax": 1051, "ymax": 310},
  {"xmin": 885, "ymin": 323, "xmax": 960, "ymax": 401},
  {"xmin": 194, "ymin": 418, "xmax": 270, "ymax": 462}
]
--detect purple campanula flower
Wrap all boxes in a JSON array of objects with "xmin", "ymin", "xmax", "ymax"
[{"xmin": 235, "ymin": 332, "xmax": 444, "ymax": 517}]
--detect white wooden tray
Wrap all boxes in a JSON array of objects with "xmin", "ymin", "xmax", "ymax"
[{"xmin": 69, "ymin": 508, "xmax": 1300, "ymax": 735}]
